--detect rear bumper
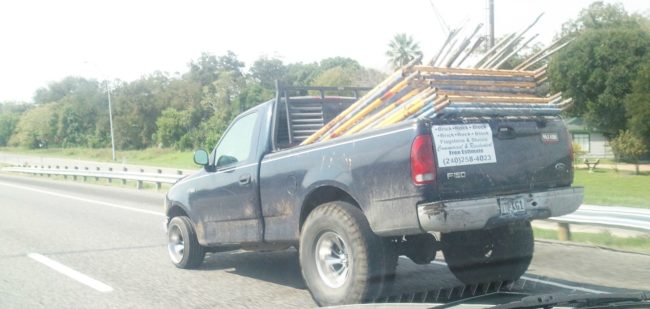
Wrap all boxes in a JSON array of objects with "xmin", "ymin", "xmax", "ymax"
[{"xmin": 417, "ymin": 187, "xmax": 584, "ymax": 233}]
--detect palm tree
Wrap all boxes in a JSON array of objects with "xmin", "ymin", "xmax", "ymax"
[{"xmin": 386, "ymin": 33, "xmax": 423, "ymax": 69}]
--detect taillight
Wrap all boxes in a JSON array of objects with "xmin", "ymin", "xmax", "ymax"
[{"xmin": 410, "ymin": 135, "xmax": 436, "ymax": 185}]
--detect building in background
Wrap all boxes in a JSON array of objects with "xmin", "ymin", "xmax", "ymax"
[{"xmin": 565, "ymin": 117, "xmax": 614, "ymax": 159}]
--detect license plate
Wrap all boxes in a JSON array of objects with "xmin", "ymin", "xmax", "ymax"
[{"xmin": 498, "ymin": 197, "xmax": 526, "ymax": 216}]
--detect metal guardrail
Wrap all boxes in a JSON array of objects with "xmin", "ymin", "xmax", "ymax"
[
  {"xmin": 2, "ymin": 165, "xmax": 185, "ymax": 189},
  {"xmin": 547, "ymin": 205, "xmax": 650, "ymax": 239},
  {"xmin": 2, "ymin": 165, "xmax": 649, "ymax": 234}
]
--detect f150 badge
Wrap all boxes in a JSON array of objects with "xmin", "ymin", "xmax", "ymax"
[
  {"xmin": 447, "ymin": 171, "xmax": 466, "ymax": 179},
  {"xmin": 541, "ymin": 132, "xmax": 559, "ymax": 144}
]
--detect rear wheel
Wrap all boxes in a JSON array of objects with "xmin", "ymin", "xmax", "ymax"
[
  {"xmin": 299, "ymin": 201, "xmax": 385, "ymax": 306},
  {"xmin": 167, "ymin": 216, "xmax": 205, "ymax": 269},
  {"xmin": 441, "ymin": 221, "xmax": 533, "ymax": 285}
]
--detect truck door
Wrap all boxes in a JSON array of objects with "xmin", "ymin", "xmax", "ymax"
[{"xmin": 190, "ymin": 110, "xmax": 263, "ymax": 245}]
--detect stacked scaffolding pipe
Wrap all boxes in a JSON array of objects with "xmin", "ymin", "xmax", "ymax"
[{"xmin": 299, "ymin": 15, "xmax": 575, "ymax": 146}]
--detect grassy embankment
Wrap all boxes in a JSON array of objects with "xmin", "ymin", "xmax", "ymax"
[
  {"xmin": 533, "ymin": 228, "xmax": 650, "ymax": 254},
  {"xmin": 0, "ymin": 147, "xmax": 196, "ymax": 169},
  {"xmin": 573, "ymin": 169, "xmax": 650, "ymax": 209}
]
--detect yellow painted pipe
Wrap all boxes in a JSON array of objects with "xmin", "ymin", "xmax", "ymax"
[
  {"xmin": 364, "ymin": 87, "xmax": 438, "ymax": 130},
  {"xmin": 323, "ymin": 71, "xmax": 419, "ymax": 140},
  {"xmin": 300, "ymin": 69, "xmax": 403, "ymax": 145},
  {"xmin": 378, "ymin": 93, "xmax": 447, "ymax": 127},
  {"xmin": 343, "ymin": 86, "xmax": 426, "ymax": 136}
]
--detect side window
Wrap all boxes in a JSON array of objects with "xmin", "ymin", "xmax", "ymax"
[{"xmin": 214, "ymin": 112, "xmax": 258, "ymax": 168}]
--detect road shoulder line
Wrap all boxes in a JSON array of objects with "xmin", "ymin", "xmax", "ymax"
[
  {"xmin": 27, "ymin": 253, "xmax": 114, "ymax": 293},
  {"xmin": 0, "ymin": 181, "xmax": 164, "ymax": 217}
]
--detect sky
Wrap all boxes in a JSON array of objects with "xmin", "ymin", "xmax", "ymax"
[{"xmin": 0, "ymin": 0, "xmax": 648, "ymax": 103}]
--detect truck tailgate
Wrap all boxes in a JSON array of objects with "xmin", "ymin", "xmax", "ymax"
[{"xmin": 430, "ymin": 116, "xmax": 573, "ymax": 200}]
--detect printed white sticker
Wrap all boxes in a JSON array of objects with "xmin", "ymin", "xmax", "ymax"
[{"xmin": 432, "ymin": 123, "xmax": 497, "ymax": 167}]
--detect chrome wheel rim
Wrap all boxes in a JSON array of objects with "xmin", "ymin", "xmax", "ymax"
[
  {"xmin": 315, "ymin": 231, "xmax": 351, "ymax": 288},
  {"xmin": 168, "ymin": 224, "xmax": 184, "ymax": 264}
]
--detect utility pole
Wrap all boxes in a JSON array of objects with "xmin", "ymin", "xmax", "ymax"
[
  {"xmin": 84, "ymin": 61, "xmax": 117, "ymax": 161},
  {"xmin": 488, "ymin": 0, "xmax": 495, "ymax": 49},
  {"xmin": 105, "ymin": 81, "xmax": 116, "ymax": 161}
]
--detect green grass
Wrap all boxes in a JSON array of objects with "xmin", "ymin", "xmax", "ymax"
[
  {"xmin": 573, "ymin": 169, "xmax": 650, "ymax": 208},
  {"xmin": 0, "ymin": 147, "xmax": 196, "ymax": 169},
  {"xmin": 534, "ymin": 227, "xmax": 650, "ymax": 254}
]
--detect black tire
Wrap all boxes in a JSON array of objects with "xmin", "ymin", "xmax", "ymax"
[
  {"xmin": 441, "ymin": 221, "xmax": 534, "ymax": 285},
  {"xmin": 299, "ymin": 201, "xmax": 385, "ymax": 306},
  {"xmin": 167, "ymin": 216, "xmax": 205, "ymax": 269}
]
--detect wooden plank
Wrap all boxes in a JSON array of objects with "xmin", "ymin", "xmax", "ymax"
[
  {"xmin": 425, "ymin": 78, "xmax": 538, "ymax": 88},
  {"xmin": 411, "ymin": 65, "xmax": 535, "ymax": 77},
  {"xmin": 446, "ymin": 95, "xmax": 552, "ymax": 104},
  {"xmin": 420, "ymin": 72, "xmax": 536, "ymax": 82},
  {"xmin": 439, "ymin": 90, "xmax": 539, "ymax": 98}
]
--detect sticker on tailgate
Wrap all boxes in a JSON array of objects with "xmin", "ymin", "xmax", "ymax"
[{"xmin": 432, "ymin": 123, "xmax": 497, "ymax": 167}]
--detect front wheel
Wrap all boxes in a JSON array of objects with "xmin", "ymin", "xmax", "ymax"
[
  {"xmin": 299, "ymin": 201, "xmax": 385, "ymax": 306},
  {"xmin": 167, "ymin": 216, "xmax": 205, "ymax": 269},
  {"xmin": 441, "ymin": 221, "xmax": 534, "ymax": 285}
]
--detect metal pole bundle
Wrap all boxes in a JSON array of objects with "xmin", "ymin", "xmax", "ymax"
[{"xmin": 299, "ymin": 14, "xmax": 575, "ymax": 146}]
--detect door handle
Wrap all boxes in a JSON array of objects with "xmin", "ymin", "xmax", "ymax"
[{"xmin": 239, "ymin": 174, "xmax": 251, "ymax": 186}]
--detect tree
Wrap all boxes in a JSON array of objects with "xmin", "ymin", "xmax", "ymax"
[
  {"xmin": 386, "ymin": 33, "xmax": 423, "ymax": 69},
  {"xmin": 624, "ymin": 55, "xmax": 650, "ymax": 147},
  {"xmin": 285, "ymin": 62, "xmax": 321, "ymax": 87},
  {"xmin": 9, "ymin": 104, "xmax": 58, "ymax": 148},
  {"xmin": 187, "ymin": 51, "xmax": 245, "ymax": 87},
  {"xmin": 549, "ymin": 2, "xmax": 650, "ymax": 137},
  {"xmin": 558, "ymin": 2, "xmax": 641, "ymax": 38},
  {"xmin": 610, "ymin": 130, "xmax": 647, "ymax": 174},
  {"xmin": 156, "ymin": 108, "xmax": 191, "ymax": 149},
  {"xmin": 311, "ymin": 66, "xmax": 356, "ymax": 87},
  {"xmin": 320, "ymin": 57, "xmax": 361, "ymax": 71},
  {"xmin": 0, "ymin": 113, "xmax": 19, "ymax": 146},
  {"xmin": 250, "ymin": 57, "xmax": 287, "ymax": 89}
]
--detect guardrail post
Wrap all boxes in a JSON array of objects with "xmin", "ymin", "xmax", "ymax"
[
  {"xmin": 40, "ymin": 165, "xmax": 44, "ymax": 177},
  {"xmin": 47, "ymin": 165, "xmax": 52, "ymax": 177},
  {"xmin": 83, "ymin": 167, "xmax": 89, "ymax": 181},
  {"xmin": 136, "ymin": 169, "xmax": 144, "ymax": 190},
  {"xmin": 177, "ymin": 170, "xmax": 183, "ymax": 176},
  {"xmin": 108, "ymin": 167, "xmax": 113, "ymax": 183},
  {"xmin": 95, "ymin": 167, "xmax": 100, "ymax": 181},
  {"xmin": 73, "ymin": 167, "xmax": 78, "ymax": 181},
  {"xmin": 64, "ymin": 166, "xmax": 68, "ymax": 180},
  {"xmin": 122, "ymin": 168, "xmax": 127, "ymax": 185},
  {"xmin": 156, "ymin": 169, "xmax": 162, "ymax": 190},
  {"xmin": 557, "ymin": 222, "xmax": 571, "ymax": 241}
]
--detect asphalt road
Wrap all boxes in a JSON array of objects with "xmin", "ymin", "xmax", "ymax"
[{"xmin": 0, "ymin": 173, "xmax": 648, "ymax": 308}]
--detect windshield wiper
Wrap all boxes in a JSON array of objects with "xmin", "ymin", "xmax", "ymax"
[{"xmin": 490, "ymin": 292, "xmax": 649, "ymax": 309}]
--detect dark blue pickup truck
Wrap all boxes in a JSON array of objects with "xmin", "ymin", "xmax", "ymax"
[{"xmin": 164, "ymin": 86, "xmax": 583, "ymax": 306}]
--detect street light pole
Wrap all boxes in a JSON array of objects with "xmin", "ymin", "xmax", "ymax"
[{"xmin": 105, "ymin": 81, "xmax": 116, "ymax": 161}]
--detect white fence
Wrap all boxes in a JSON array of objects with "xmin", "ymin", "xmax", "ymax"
[
  {"xmin": 548, "ymin": 204, "xmax": 650, "ymax": 235},
  {"xmin": 2, "ymin": 165, "xmax": 185, "ymax": 189}
]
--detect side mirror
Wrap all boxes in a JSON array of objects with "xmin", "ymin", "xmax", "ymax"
[
  {"xmin": 193, "ymin": 149, "xmax": 209, "ymax": 166},
  {"xmin": 216, "ymin": 155, "xmax": 238, "ymax": 167}
]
